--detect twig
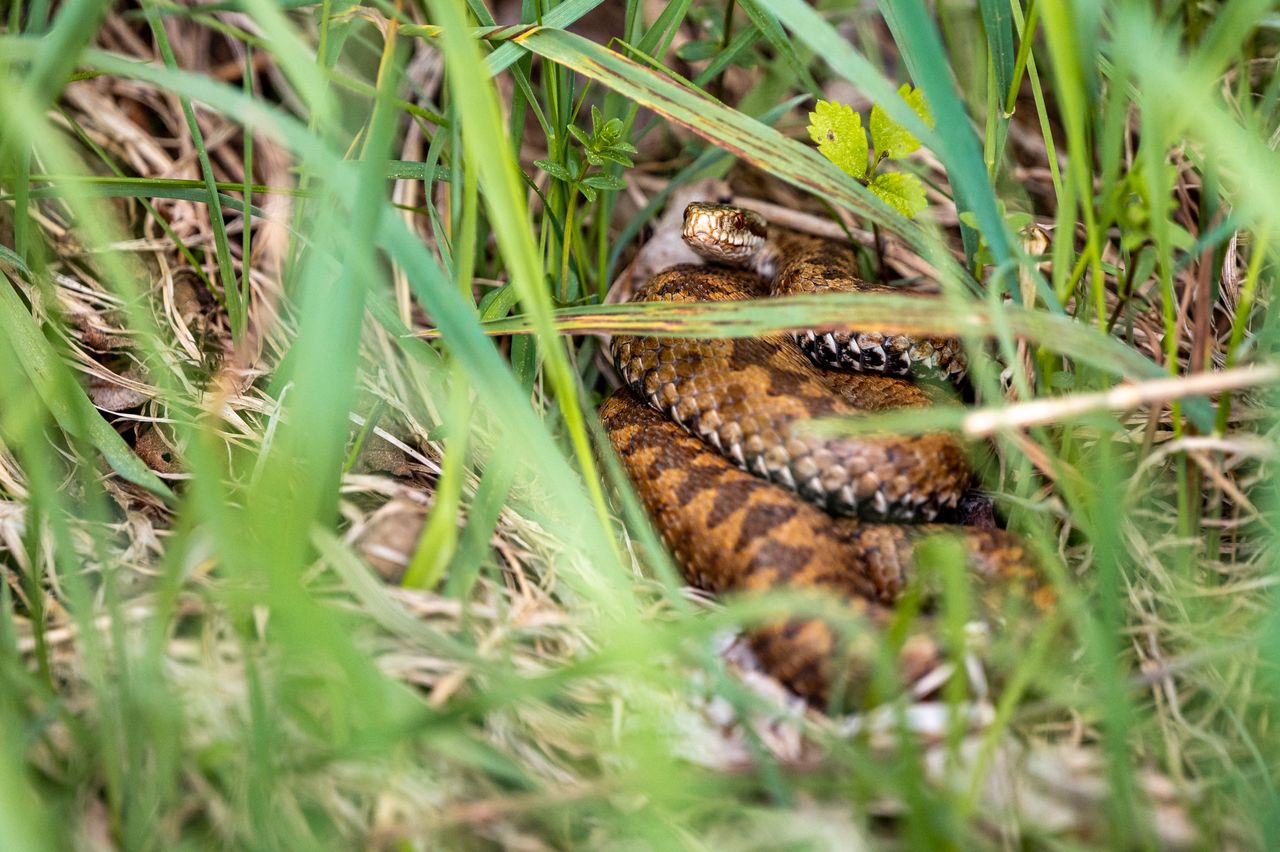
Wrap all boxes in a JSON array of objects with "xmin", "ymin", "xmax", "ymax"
[{"xmin": 962, "ymin": 363, "xmax": 1280, "ymax": 437}]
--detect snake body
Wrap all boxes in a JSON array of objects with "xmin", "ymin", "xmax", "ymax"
[
  {"xmin": 610, "ymin": 264, "xmax": 970, "ymax": 520},
  {"xmin": 604, "ymin": 204, "xmax": 1040, "ymax": 706}
]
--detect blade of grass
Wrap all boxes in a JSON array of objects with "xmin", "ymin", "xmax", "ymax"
[
  {"xmin": 460, "ymin": 293, "xmax": 1190, "ymax": 381},
  {"xmin": 54, "ymin": 109, "xmax": 218, "ymax": 298},
  {"xmin": 874, "ymin": 0, "xmax": 1014, "ymax": 263},
  {"xmin": 12, "ymin": 0, "xmax": 110, "ymax": 114},
  {"xmin": 3, "ymin": 0, "xmax": 112, "ymax": 298},
  {"xmin": 239, "ymin": 44, "xmax": 254, "ymax": 315},
  {"xmin": 238, "ymin": 0, "xmax": 335, "ymax": 130},
  {"xmin": 424, "ymin": 0, "xmax": 626, "ymax": 576},
  {"xmin": 20, "ymin": 163, "xmax": 450, "ymax": 199},
  {"xmin": 736, "ymin": 0, "xmax": 823, "ymax": 98},
  {"xmin": 467, "ymin": 290, "xmax": 1219, "ymax": 430},
  {"xmin": 485, "ymin": 0, "xmax": 605, "ymax": 75},
  {"xmin": 143, "ymin": 0, "xmax": 246, "ymax": 340},
  {"xmin": 402, "ymin": 364, "xmax": 470, "ymax": 590},
  {"xmin": 979, "ymin": 0, "xmax": 1015, "ymax": 112},
  {"xmin": 0, "ymin": 658, "xmax": 56, "ymax": 850}
]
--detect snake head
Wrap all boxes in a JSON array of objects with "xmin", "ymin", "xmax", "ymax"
[{"xmin": 682, "ymin": 202, "xmax": 767, "ymax": 265}]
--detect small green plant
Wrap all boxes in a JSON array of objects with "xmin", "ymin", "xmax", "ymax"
[
  {"xmin": 535, "ymin": 105, "xmax": 636, "ymax": 203},
  {"xmin": 807, "ymin": 84, "xmax": 933, "ymax": 218}
]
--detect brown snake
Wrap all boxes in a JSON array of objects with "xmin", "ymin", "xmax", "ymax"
[{"xmin": 602, "ymin": 203, "xmax": 1045, "ymax": 707}]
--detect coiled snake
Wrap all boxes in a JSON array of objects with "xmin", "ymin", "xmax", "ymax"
[{"xmin": 602, "ymin": 203, "xmax": 1043, "ymax": 707}]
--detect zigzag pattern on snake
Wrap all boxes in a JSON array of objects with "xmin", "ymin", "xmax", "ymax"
[{"xmin": 602, "ymin": 204, "xmax": 1045, "ymax": 707}]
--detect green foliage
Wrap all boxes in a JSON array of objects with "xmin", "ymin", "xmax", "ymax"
[
  {"xmin": 807, "ymin": 85, "xmax": 933, "ymax": 218},
  {"xmin": 807, "ymin": 99, "xmax": 869, "ymax": 180},
  {"xmin": 866, "ymin": 170, "xmax": 927, "ymax": 219},
  {"xmin": 869, "ymin": 83, "xmax": 932, "ymax": 159},
  {"xmin": 536, "ymin": 105, "xmax": 636, "ymax": 203}
]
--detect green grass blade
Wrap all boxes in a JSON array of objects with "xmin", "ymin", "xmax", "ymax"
[
  {"xmin": 402, "ymin": 364, "xmax": 470, "ymax": 590},
  {"xmin": 979, "ymin": 0, "xmax": 1015, "ymax": 113},
  {"xmin": 425, "ymin": 0, "xmax": 625, "ymax": 580},
  {"xmin": 143, "ymin": 0, "xmax": 245, "ymax": 339},
  {"xmin": 485, "ymin": 0, "xmax": 605, "ymax": 75},
  {"xmin": 736, "ymin": 0, "xmax": 823, "ymax": 97},
  {"xmin": 874, "ymin": 0, "xmax": 1014, "ymax": 262},
  {"xmin": 466, "ymin": 294, "xmax": 1175, "ymax": 379},
  {"xmin": 0, "ymin": 707, "xmax": 54, "ymax": 852}
]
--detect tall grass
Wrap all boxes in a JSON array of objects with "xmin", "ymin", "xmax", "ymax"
[{"xmin": 0, "ymin": 0, "xmax": 1276, "ymax": 847}]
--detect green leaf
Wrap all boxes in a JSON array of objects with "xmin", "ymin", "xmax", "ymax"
[
  {"xmin": 581, "ymin": 173, "xmax": 626, "ymax": 191},
  {"xmin": 578, "ymin": 183, "xmax": 597, "ymax": 203},
  {"xmin": 595, "ymin": 148, "xmax": 635, "ymax": 168},
  {"xmin": 567, "ymin": 123, "xmax": 592, "ymax": 149},
  {"xmin": 534, "ymin": 159, "xmax": 574, "ymax": 182},
  {"xmin": 870, "ymin": 83, "xmax": 933, "ymax": 159},
  {"xmin": 609, "ymin": 139, "xmax": 638, "ymax": 154},
  {"xmin": 0, "ymin": 246, "xmax": 33, "ymax": 278},
  {"xmin": 807, "ymin": 99, "xmax": 868, "ymax": 180},
  {"xmin": 870, "ymin": 171, "xmax": 927, "ymax": 218},
  {"xmin": 600, "ymin": 117, "xmax": 624, "ymax": 142}
]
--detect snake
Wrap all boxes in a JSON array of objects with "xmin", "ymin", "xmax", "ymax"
[{"xmin": 601, "ymin": 203, "xmax": 1044, "ymax": 708}]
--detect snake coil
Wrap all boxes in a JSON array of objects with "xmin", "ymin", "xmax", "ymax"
[{"xmin": 603, "ymin": 203, "xmax": 1043, "ymax": 707}]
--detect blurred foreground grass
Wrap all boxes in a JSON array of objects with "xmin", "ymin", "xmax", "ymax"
[{"xmin": 0, "ymin": 0, "xmax": 1278, "ymax": 848}]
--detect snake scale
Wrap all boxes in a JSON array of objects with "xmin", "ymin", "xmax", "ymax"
[{"xmin": 602, "ymin": 203, "xmax": 1043, "ymax": 707}]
